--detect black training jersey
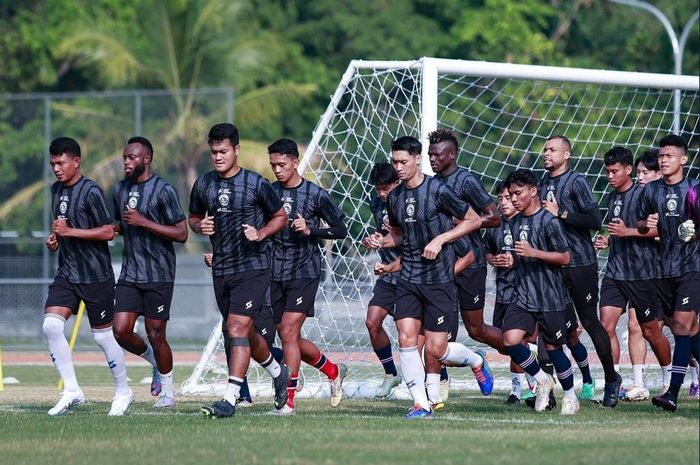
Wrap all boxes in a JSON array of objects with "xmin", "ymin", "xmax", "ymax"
[
  {"xmin": 484, "ymin": 216, "xmax": 516, "ymax": 304},
  {"xmin": 509, "ymin": 208, "xmax": 570, "ymax": 312},
  {"xmin": 51, "ymin": 177, "xmax": 114, "ymax": 284},
  {"xmin": 271, "ymin": 179, "xmax": 346, "ymax": 280},
  {"xmin": 189, "ymin": 169, "xmax": 283, "ymax": 277},
  {"xmin": 685, "ymin": 183, "xmax": 700, "ymax": 226},
  {"xmin": 114, "ymin": 175, "xmax": 186, "ymax": 283},
  {"xmin": 435, "ymin": 167, "xmax": 494, "ymax": 270},
  {"xmin": 387, "ymin": 175, "xmax": 468, "ymax": 285},
  {"xmin": 540, "ymin": 170, "xmax": 598, "ymax": 267},
  {"xmin": 603, "ymin": 184, "xmax": 657, "ymax": 281},
  {"xmin": 370, "ymin": 196, "xmax": 400, "ymax": 285},
  {"xmin": 637, "ymin": 177, "xmax": 700, "ymax": 278}
]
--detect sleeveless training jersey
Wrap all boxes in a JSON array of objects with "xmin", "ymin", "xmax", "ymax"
[
  {"xmin": 386, "ymin": 176, "xmax": 468, "ymax": 285},
  {"xmin": 51, "ymin": 177, "xmax": 114, "ymax": 284},
  {"xmin": 270, "ymin": 179, "xmax": 345, "ymax": 280},
  {"xmin": 114, "ymin": 175, "xmax": 186, "ymax": 283},
  {"xmin": 189, "ymin": 169, "xmax": 283, "ymax": 277}
]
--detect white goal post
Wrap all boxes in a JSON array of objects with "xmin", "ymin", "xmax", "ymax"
[{"xmin": 181, "ymin": 57, "xmax": 699, "ymax": 399}]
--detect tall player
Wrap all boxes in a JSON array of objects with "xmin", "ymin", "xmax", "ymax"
[
  {"xmin": 190, "ymin": 123, "xmax": 289, "ymax": 418},
  {"xmin": 373, "ymin": 136, "xmax": 492, "ymax": 419},
  {"xmin": 594, "ymin": 147, "xmax": 671, "ymax": 403},
  {"xmin": 540, "ymin": 135, "xmax": 622, "ymax": 407},
  {"xmin": 362, "ymin": 162, "xmax": 403, "ymax": 399},
  {"xmin": 637, "ymin": 135, "xmax": 699, "ymax": 412},
  {"xmin": 111, "ymin": 137, "xmax": 188, "ymax": 408},
  {"xmin": 43, "ymin": 137, "xmax": 132, "ymax": 416},
  {"xmin": 268, "ymin": 138, "xmax": 348, "ymax": 414}
]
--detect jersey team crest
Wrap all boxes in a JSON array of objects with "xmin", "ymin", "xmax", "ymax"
[
  {"xmin": 405, "ymin": 198, "xmax": 416, "ymax": 222},
  {"xmin": 665, "ymin": 195, "xmax": 678, "ymax": 216},
  {"xmin": 127, "ymin": 191, "xmax": 139, "ymax": 209}
]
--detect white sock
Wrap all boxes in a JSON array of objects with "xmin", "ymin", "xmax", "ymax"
[
  {"xmin": 224, "ymin": 376, "xmax": 243, "ymax": 405},
  {"xmin": 400, "ymin": 346, "xmax": 430, "ymax": 411},
  {"xmin": 662, "ymin": 365, "xmax": 672, "ymax": 386},
  {"xmin": 511, "ymin": 372, "xmax": 525, "ymax": 397},
  {"xmin": 42, "ymin": 315, "xmax": 80, "ymax": 392},
  {"xmin": 160, "ymin": 370, "xmax": 174, "ymax": 397},
  {"xmin": 140, "ymin": 344, "xmax": 158, "ymax": 368},
  {"xmin": 632, "ymin": 364, "xmax": 646, "ymax": 387},
  {"xmin": 260, "ymin": 353, "xmax": 282, "ymax": 379},
  {"xmin": 533, "ymin": 369, "xmax": 550, "ymax": 385},
  {"xmin": 613, "ymin": 363, "xmax": 620, "ymax": 373},
  {"xmin": 426, "ymin": 373, "xmax": 441, "ymax": 404},
  {"xmin": 438, "ymin": 342, "xmax": 482, "ymax": 368},
  {"xmin": 92, "ymin": 327, "xmax": 130, "ymax": 396},
  {"xmin": 563, "ymin": 388, "xmax": 577, "ymax": 400}
]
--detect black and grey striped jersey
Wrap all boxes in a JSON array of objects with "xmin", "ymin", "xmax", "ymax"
[
  {"xmin": 51, "ymin": 177, "xmax": 114, "ymax": 284},
  {"xmin": 387, "ymin": 175, "xmax": 468, "ymax": 285},
  {"xmin": 435, "ymin": 167, "xmax": 494, "ymax": 270},
  {"xmin": 370, "ymin": 196, "xmax": 400, "ymax": 285},
  {"xmin": 113, "ymin": 175, "xmax": 186, "ymax": 283},
  {"xmin": 637, "ymin": 177, "xmax": 700, "ymax": 278},
  {"xmin": 189, "ymin": 169, "xmax": 283, "ymax": 277},
  {"xmin": 685, "ymin": 183, "xmax": 700, "ymax": 226},
  {"xmin": 270, "ymin": 179, "xmax": 346, "ymax": 280},
  {"xmin": 509, "ymin": 208, "xmax": 570, "ymax": 312},
  {"xmin": 484, "ymin": 217, "xmax": 516, "ymax": 304},
  {"xmin": 603, "ymin": 185, "xmax": 657, "ymax": 281},
  {"xmin": 540, "ymin": 170, "xmax": 598, "ymax": 267}
]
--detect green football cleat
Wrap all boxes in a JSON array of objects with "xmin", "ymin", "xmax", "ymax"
[
  {"xmin": 580, "ymin": 380, "xmax": 596, "ymax": 400},
  {"xmin": 375, "ymin": 374, "xmax": 402, "ymax": 399}
]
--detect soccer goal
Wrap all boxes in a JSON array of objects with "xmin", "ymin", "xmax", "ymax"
[{"xmin": 181, "ymin": 57, "xmax": 699, "ymax": 399}]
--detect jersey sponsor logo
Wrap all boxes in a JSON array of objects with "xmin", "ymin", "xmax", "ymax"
[
  {"xmin": 127, "ymin": 191, "xmax": 140, "ymax": 210},
  {"xmin": 296, "ymin": 296, "xmax": 303, "ymax": 306},
  {"xmin": 157, "ymin": 305, "xmax": 165, "ymax": 313},
  {"xmin": 437, "ymin": 315, "xmax": 444, "ymax": 325},
  {"xmin": 664, "ymin": 193, "xmax": 679, "ymax": 217},
  {"xmin": 245, "ymin": 300, "xmax": 253, "ymax": 309},
  {"xmin": 405, "ymin": 197, "xmax": 416, "ymax": 223},
  {"xmin": 217, "ymin": 188, "xmax": 231, "ymax": 212}
]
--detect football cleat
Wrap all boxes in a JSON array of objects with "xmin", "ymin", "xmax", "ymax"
[
  {"xmin": 623, "ymin": 385, "xmax": 650, "ymax": 402},
  {"xmin": 560, "ymin": 395, "xmax": 579, "ymax": 415},
  {"xmin": 201, "ymin": 399, "xmax": 236, "ymax": 419},
  {"xmin": 472, "ymin": 350, "xmax": 494, "ymax": 396},
  {"xmin": 688, "ymin": 382, "xmax": 699, "ymax": 400},
  {"xmin": 296, "ymin": 368, "xmax": 305, "ymax": 392},
  {"xmin": 108, "ymin": 388, "xmax": 135, "ymax": 416},
  {"xmin": 48, "ymin": 389, "xmax": 85, "ymax": 416},
  {"xmin": 405, "ymin": 405, "xmax": 433, "ymax": 419},
  {"xmin": 329, "ymin": 363, "xmax": 348, "ymax": 407},
  {"xmin": 526, "ymin": 390, "xmax": 556, "ymax": 410},
  {"xmin": 431, "ymin": 401, "xmax": 445, "ymax": 411},
  {"xmin": 150, "ymin": 367, "xmax": 162, "ymax": 397},
  {"xmin": 534, "ymin": 375, "xmax": 555, "ymax": 413},
  {"xmin": 505, "ymin": 394, "xmax": 520, "ymax": 405},
  {"xmin": 651, "ymin": 391, "xmax": 678, "ymax": 413},
  {"xmin": 580, "ymin": 380, "xmax": 595, "ymax": 400},
  {"xmin": 602, "ymin": 373, "xmax": 622, "ymax": 408},
  {"xmin": 153, "ymin": 395, "xmax": 175, "ymax": 409},
  {"xmin": 272, "ymin": 364, "xmax": 289, "ymax": 410},
  {"xmin": 269, "ymin": 404, "xmax": 295, "ymax": 416},
  {"xmin": 440, "ymin": 377, "xmax": 451, "ymax": 401},
  {"xmin": 375, "ymin": 374, "xmax": 402, "ymax": 399}
]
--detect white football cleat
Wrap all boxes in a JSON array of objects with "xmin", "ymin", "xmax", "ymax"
[
  {"xmin": 48, "ymin": 389, "xmax": 85, "ymax": 416},
  {"xmin": 108, "ymin": 388, "xmax": 134, "ymax": 416},
  {"xmin": 624, "ymin": 385, "xmax": 650, "ymax": 402},
  {"xmin": 269, "ymin": 404, "xmax": 295, "ymax": 416},
  {"xmin": 153, "ymin": 394, "xmax": 175, "ymax": 409},
  {"xmin": 329, "ymin": 364, "xmax": 347, "ymax": 408},
  {"xmin": 560, "ymin": 395, "xmax": 579, "ymax": 415},
  {"xmin": 534, "ymin": 374, "xmax": 555, "ymax": 413}
]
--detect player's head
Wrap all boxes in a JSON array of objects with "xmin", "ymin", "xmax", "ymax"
[
  {"xmin": 495, "ymin": 180, "xmax": 516, "ymax": 218},
  {"xmin": 427, "ymin": 128, "xmax": 459, "ymax": 174},
  {"xmin": 603, "ymin": 146, "xmax": 633, "ymax": 190},
  {"xmin": 49, "ymin": 137, "xmax": 81, "ymax": 184},
  {"xmin": 123, "ymin": 136, "xmax": 153, "ymax": 181},
  {"xmin": 208, "ymin": 123, "xmax": 240, "ymax": 175},
  {"xmin": 657, "ymin": 134, "xmax": 688, "ymax": 178},
  {"xmin": 634, "ymin": 149, "xmax": 661, "ymax": 186},
  {"xmin": 370, "ymin": 162, "xmax": 399, "ymax": 201},
  {"xmin": 268, "ymin": 138, "xmax": 300, "ymax": 184},
  {"xmin": 505, "ymin": 169, "xmax": 539, "ymax": 213},
  {"xmin": 542, "ymin": 135, "xmax": 571, "ymax": 172},
  {"xmin": 391, "ymin": 136, "xmax": 422, "ymax": 181}
]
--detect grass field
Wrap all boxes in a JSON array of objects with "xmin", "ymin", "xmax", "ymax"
[{"xmin": 1, "ymin": 365, "xmax": 698, "ymax": 465}]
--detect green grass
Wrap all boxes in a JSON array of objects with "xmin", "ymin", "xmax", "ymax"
[{"xmin": 1, "ymin": 365, "xmax": 698, "ymax": 465}]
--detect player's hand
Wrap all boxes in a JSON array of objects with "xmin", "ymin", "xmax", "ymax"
[
  {"xmin": 593, "ymin": 234, "xmax": 609, "ymax": 250},
  {"xmin": 203, "ymin": 253, "xmax": 213, "ymax": 267},
  {"xmin": 112, "ymin": 224, "xmax": 122, "ymax": 236},
  {"xmin": 46, "ymin": 233, "xmax": 59, "ymax": 252},
  {"xmin": 514, "ymin": 240, "xmax": 538, "ymax": 258},
  {"xmin": 122, "ymin": 208, "xmax": 147, "ymax": 227},
  {"xmin": 491, "ymin": 252, "xmax": 514, "ymax": 268},
  {"xmin": 607, "ymin": 218, "xmax": 628, "ymax": 237},
  {"xmin": 52, "ymin": 217, "xmax": 70, "ymax": 236},
  {"xmin": 422, "ymin": 237, "xmax": 444, "ymax": 260},
  {"xmin": 243, "ymin": 223, "xmax": 263, "ymax": 242},
  {"xmin": 199, "ymin": 213, "xmax": 215, "ymax": 235},
  {"xmin": 541, "ymin": 194, "xmax": 559, "ymax": 217},
  {"xmin": 292, "ymin": 213, "xmax": 310, "ymax": 236},
  {"xmin": 374, "ymin": 262, "xmax": 387, "ymax": 275},
  {"xmin": 679, "ymin": 219, "xmax": 695, "ymax": 243},
  {"xmin": 646, "ymin": 213, "xmax": 659, "ymax": 229},
  {"xmin": 362, "ymin": 231, "xmax": 384, "ymax": 249}
]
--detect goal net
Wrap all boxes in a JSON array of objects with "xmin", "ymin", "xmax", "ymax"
[{"xmin": 181, "ymin": 58, "xmax": 700, "ymax": 399}]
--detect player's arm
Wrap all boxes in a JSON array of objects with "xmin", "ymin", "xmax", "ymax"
[
  {"xmin": 479, "ymin": 202, "xmax": 500, "ymax": 229},
  {"xmin": 607, "ymin": 217, "xmax": 657, "ymax": 239},
  {"xmin": 374, "ymin": 255, "xmax": 401, "ymax": 275},
  {"xmin": 514, "ymin": 240, "xmax": 570, "ymax": 266},
  {"xmin": 123, "ymin": 211, "xmax": 188, "ymax": 243},
  {"xmin": 188, "ymin": 212, "xmax": 215, "ymax": 235},
  {"xmin": 243, "ymin": 207, "xmax": 287, "ymax": 242},
  {"xmin": 423, "ymin": 207, "xmax": 480, "ymax": 260},
  {"xmin": 378, "ymin": 225, "xmax": 403, "ymax": 248},
  {"xmin": 51, "ymin": 219, "xmax": 115, "ymax": 241}
]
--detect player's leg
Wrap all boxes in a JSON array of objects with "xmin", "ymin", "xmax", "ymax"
[
  {"xmin": 538, "ymin": 310, "xmax": 579, "ymax": 415},
  {"xmin": 457, "ymin": 269, "xmax": 505, "ymax": 353},
  {"xmin": 144, "ymin": 317, "xmax": 173, "ymax": 407},
  {"xmin": 366, "ymin": 280, "xmax": 401, "ymax": 398},
  {"xmin": 278, "ymin": 310, "xmax": 305, "ymax": 411},
  {"xmin": 493, "ymin": 302, "xmax": 526, "ymax": 404},
  {"xmin": 626, "ymin": 307, "xmax": 649, "ymax": 395}
]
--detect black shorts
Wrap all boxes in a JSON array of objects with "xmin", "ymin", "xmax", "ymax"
[
  {"xmin": 368, "ymin": 280, "xmax": 397, "ymax": 316},
  {"xmin": 270, "ymin": 278, "xmax": 320, "ymax": 325},
  {"xmin": 493, "ymin": 302, "xmax": 509, "ymax": 329},
  {"xmin": 656, "ymin": 272, "xmax": 700, "ymax": 316},
  {"xmin": 564, "ymin": 303, "xmax": 578, "ymax": 335},
  {"xmin": 114, "ymin": 281, "xmax": 174, "ymax": 321},
  {"xmin": 45, "ymin": 276, "xmax": 114, "ymax": 326},
  {"xmin": 502, "ymin": 304, "xmax": 567, "ymax": 346},
  {"xmin": 213, "ymin": 269, "xmax": 271, "ymax": 319},
  {"xmin": 599, "ymin": 276, "xmax": 658, "ymax": 323},
  {"xmin": 455, "ymin": 267, "xmax": 487, "ymax": 311},
  {"xmin": 395, "ymin": 280, "xmax": 457, "ymax": 333},
  {"xmin": 563, "ymin": 264, "xmax": 599, "ymax": 312}
]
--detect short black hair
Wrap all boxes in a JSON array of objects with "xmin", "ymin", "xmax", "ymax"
[
  {"xmin": 49, "ymin": 137, "xmax": 81, "ymax": 158},
  {"xmin": 505, "ymin": 169, "xmax": 538, "ymax": 189},
  {"xmin": 427, "ymin": 128, "xmax": 459, "ymax": 151},
  {"xmin": 603, "ymin": 146, "xmax": 633, "ymax": 166},
  {"xmin": 208, "ymin": 123, "xmax": 240, "ymax": 147},
  {"xmin": 634, "ymin": 149, "xmax": 659, "ymax": 171},
  {"xmin": 391, "ymin": 136, "xmax": 421, "ymax": 155},
  {"xmin": 127, "ymin": 136, "xmax": 153, "ymax": 156},
  {"xmin": 495, "ymin": 180, "xmax": 508, "ymax": 194},
  {"xmin": 369, "ymin": 162, "xmax": 398, "ymax": 186},
  {"xmin": 546, "ymin": 135, "xmax": 572, "ymax": 152},
  {"xmin": 658, "ymin": 134, "xmax": 688, "ymax": 153},
  {"xmin": 267, "ymin": 138, "xmax": 299, "ymax": 158}
]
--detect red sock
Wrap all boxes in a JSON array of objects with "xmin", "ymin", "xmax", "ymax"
[
  {"xmin": 287, "ymin": 374, "xmax": 298, "ymax": 408},
  {"xmin": 311, "ymin": 353, "xmax": 338, "ymax": 380}
]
